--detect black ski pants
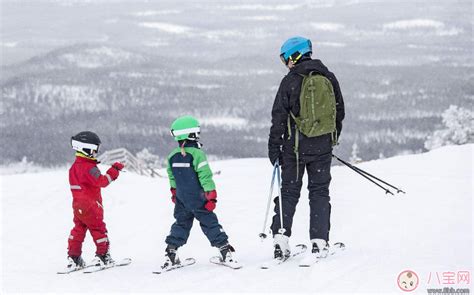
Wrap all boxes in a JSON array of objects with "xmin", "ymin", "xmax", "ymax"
[{"xmin": 271, "ymin": 150, "xmax": 332, "ymax": 241}]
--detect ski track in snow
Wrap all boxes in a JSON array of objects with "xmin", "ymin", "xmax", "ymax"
[{"xmin": 0, "ymin": 145, "xmax": 472, "ymax": 293}]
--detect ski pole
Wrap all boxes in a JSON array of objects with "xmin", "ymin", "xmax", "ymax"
[
  {"xmin": 332, "ymin": 155, "xmax": 400, "ymax": 195},
  {"xmin": 259, "ymin": 161, "xmax": 278, "ymax": 240},
  {"xmin": 338, "ymin": 157, "xmax": 405, "ymax": 194},
  {"xmin": 333, "ymin": 155, "xmax": 394, "ymax": 195},
  {"xmin": 333, "ymin": 154, "xmax": 405, "ymax": 194},
  {"xmin": 276, "ymin": 161, "xmax": 286, "ymax": 235}
]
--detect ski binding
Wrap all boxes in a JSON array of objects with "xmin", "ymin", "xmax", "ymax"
[
  {"xmin": 209, "ymin": 256, "xmax": 243, "ymax": 269},
  {"xmin": 153, "ymin": 258, "xmax": 196, "ymax": 274},
  {"xmin": 57, "ymin": 264, "xmax": 89, "ymax": 274},
  {"xmin": 83, "ymin": 257, "xmax": 132, "ymax": 273},
  {"xmin": 260, "ymin": 244, "xmax": 307, "ymax": 269},
  {"xmin": 299, "ymin": 242, "xmax": 346, "ymax": 267}
]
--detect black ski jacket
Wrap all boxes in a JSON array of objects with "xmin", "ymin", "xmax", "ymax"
[{"xmin": 268, "ymin": 58, "xmax": 345, "ymax": 162}]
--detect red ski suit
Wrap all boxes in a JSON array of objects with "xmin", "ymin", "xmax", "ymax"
[{"xmin": 67, "ymin": 154, "xmax": 118, "ymax": 257}]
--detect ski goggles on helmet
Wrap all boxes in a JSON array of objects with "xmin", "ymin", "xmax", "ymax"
[
  {"xmin": 71, "ymin": 139, "xmax": 100, "ymax": 158},
  {"xmin": 280, "ymin": 52, "xmax": 303, "ymax": 66},
  {"xmin": 71, "ymin": 139, "xmax": 100, "ymax": 152}
]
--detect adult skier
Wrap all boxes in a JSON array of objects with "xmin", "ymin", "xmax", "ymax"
[{"xmin": 268, "ymin": 36, "xmax": 345, "ymax": 262}]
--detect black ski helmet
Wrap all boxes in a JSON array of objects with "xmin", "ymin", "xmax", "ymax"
[{"xmin": 71, "ymin": 131, "xmax": 101, "ymax": 157}]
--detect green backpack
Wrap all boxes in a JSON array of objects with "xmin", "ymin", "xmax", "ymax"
[
  {"xmin": 287, "ymin": 72, "xmax": 338, "ymax": 179},
  {"xmin": 289, "ymin": 72, "xmax": 337, "ymax": 141}
]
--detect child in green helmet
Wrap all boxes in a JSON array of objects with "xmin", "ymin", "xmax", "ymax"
[{"xmin": 159, "ymin": 115, "xmax": 241, "ymax": 271}]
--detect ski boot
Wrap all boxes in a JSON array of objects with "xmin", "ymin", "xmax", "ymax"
[
  {"xmin": 161, "ymin": 245, "xmax": 181, "ymax": 270},
  {"xmin": 311, "ymin": 239, "xmax": 330, "ymax": 258},
  {"xmin": 91, "ymin": 252, "xmax": 115, "ymax": 268},
  {"xmin": 299, "ymin": 239, "xmax": 330, "ymax": 266},
  {"xmin": 273, "ymin": 234, "xmax": 291, "ymax": 260},
  {"xmin": 66, "ymin": 255, "xmax": 86, "ymax": 271},
  {"xmin": 217, "ymin": 243, "xmax": 242, "ymax": 269}
]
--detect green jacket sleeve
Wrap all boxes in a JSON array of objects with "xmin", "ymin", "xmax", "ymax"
[
  {"xmin": 192, "ymin": 150, "xmax": 216, "ymax": 192},
  {"xmin": 166, "ymin": 156, "xmax": 177, "ymax": 189}
]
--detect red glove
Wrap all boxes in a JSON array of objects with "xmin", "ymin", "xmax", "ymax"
[
  {"xmin": 170, "ymin": 188, "xmax": 176, "ymax": 204},
  {"xmin": 106, "ymin": 162, "xmax": 124, "ymax": 181},
  {"xmin": 106, "ymin": 166, "xmax": 120, "ymax": 180},
  {"xmin": 204, "ymin": 190, "xmax": 217, "ymax": 211},
  {"xmin": 112, "ymin": 162, "xmax": 125, "ymax": 171}
]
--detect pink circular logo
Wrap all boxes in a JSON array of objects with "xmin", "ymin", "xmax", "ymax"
[{"xmin": 397, "ymin": 270, "xmax": 419, "ymax": 292}]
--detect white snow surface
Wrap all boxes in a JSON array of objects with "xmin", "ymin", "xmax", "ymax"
[
  {"xmin": 132, "ymin": 10, "xmax": 181, "ymax": 17},
  {"xmin": 1, "ymin": 145, "xmax": 472, "ymax": 293},
  {"xmin": 310, "ymin": 22, "xmax": 346, "ymax": 32},
  {"xmin": 138, "ymin": 22, "xmax": 193, "ymax": 34},
  {"xmin": 220, "ymin": 4, "xmax": 300, "ymax": 11},
  {"xmin": 382, "ymin": 19, "xmax": 462, "ymax": 36},
  {"xmin": 383, "ymin": 19, "xmax": 445, "ymax": 30}
]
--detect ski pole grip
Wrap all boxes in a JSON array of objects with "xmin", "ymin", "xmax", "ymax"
[{"xmin": 274, "ymin": 158, "xmax": 280, "ymax": 168}]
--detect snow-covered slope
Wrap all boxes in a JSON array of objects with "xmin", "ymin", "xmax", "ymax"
[{"xmin": 1, "ymin": 145, "xmax": 472, "ymax": 293}]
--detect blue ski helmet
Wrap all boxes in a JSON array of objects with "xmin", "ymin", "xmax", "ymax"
[{"xmin": 280, "ymin": 36, "xmax": 312, "ymax": 65}]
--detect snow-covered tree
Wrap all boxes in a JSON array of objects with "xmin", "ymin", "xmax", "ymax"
[
  {"xmin": 136, "ymin": 148, "xmax": 163, "ymax": 169},
  {"xmin": 349, "ymin": 142, "xmax": 362, "ymax": 163},
  {"xmin": 425, "ymin": 105, "xmax": 474, "ymax": 150}
]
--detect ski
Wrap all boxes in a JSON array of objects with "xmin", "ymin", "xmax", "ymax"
[
  {"xmin": 260, "ymin": 244, "xmax": 307, "ymax": 269},
  {"xmin": 152, "ymin": 258, "xmax": 196, "ymax": 274},
  {"xmin": 299, "ymin": 242, "xmax": 346, "ymax": 267},
  {"xmin": 83, "ymin": 258, "xmax": 132, "ymax": 273},
  {"xmin": 57, "ymin": 265, "xmax": 91, "ymax": 274},
  {"xmin": 209, "ymin": 256, "xmax": 243, "ymax": 269}
]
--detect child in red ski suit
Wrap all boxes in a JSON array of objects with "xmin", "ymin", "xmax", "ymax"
[{"xmin": 66, "ymin": 131, "xmax": 124, "ymax": 269}]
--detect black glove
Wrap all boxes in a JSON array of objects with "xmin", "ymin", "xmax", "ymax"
[{"xmin": 268, "ymin": 146, "xmax": 282, "ymax": 166}]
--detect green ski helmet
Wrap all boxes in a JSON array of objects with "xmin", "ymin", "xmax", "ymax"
[{"xmin": 170, "ymin": 116, "xmax": 200, "ymax": 141}]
